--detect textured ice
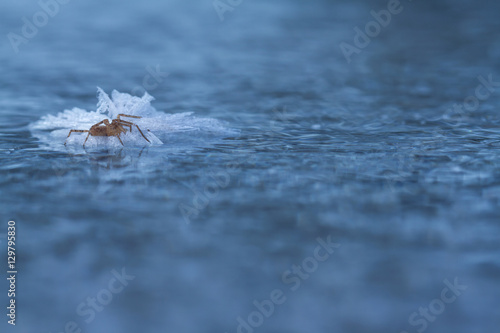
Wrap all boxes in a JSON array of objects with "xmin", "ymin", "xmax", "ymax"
[{"xmin": 30, "ymin": 87, "xmax": 237, "ymax": 150}]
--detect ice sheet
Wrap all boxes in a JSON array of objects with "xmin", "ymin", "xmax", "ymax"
[{"xmin": 29, "ymin": 87, "xmax": 238, "ymax": 150}]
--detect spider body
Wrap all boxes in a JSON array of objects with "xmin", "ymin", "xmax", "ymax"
[{"xmin": 64, "ymin": 114, "xmax": 150, "ymax": 146}]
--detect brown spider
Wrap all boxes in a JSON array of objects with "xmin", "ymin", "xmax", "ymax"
[{"xmin": 64, "ymin": 114, "xmax": 151, "ymax": 147}]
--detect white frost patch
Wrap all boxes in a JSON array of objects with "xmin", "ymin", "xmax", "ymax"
[{"xmin": 30, "ymin": 87, "xmax": 237, "ymax": 150}]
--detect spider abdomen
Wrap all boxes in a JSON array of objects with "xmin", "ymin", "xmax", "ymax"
[{"xmin": 90, "ymin": 126, "xmax": 110, "ymax": 136}]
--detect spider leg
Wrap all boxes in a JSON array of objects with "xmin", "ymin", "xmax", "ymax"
[
  {"xmin": 65, "ymin": 130, "xmax": 89, "ymax": 145},
  {"xmin": 83, "ymin": 132, "xmax": 92, "ymax": 147},
  {"xmin": 116, "ymin": 133, "xmax": 124, "ymax": 146},
  {"xmin": 117, "ymin": 120, "xmax": 134, "ymax": 124},
  {"xmin": 117, "ymin": 120, "xmax": 133, "ymax": 132},
  {"xmin": 135, "ymin": 125, "xmax": 151, "ymax": 143},
  {"xmin": 115, "ymin": 116, "xmax": 150, "ymax": 144},
  {"xmin": 117, "ymin": 114, "xmax": 142, "ymax": 120},
  {"xmin": 93, "ymin": 119, "xmax": 109, "ymax": 127}
]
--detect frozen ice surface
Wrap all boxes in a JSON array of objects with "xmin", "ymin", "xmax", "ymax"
[
  {"xmin": 29, "ymin": 88, "xmax": 238, "ymax": 150},
  {"xmin": 4, "ymin": 1, "xmax": 500, "ymax": 333}
]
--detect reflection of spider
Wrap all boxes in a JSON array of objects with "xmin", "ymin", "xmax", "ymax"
[{"xmin": 64, "ymin": 114, "xmax": 150, "ymax": 147}]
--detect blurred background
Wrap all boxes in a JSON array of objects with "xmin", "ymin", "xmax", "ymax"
[{"xmin": 1, "ymin": 0, "xmax": 500, "ymax": 332}]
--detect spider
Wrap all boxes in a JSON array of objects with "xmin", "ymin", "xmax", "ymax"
[{"xmin": 64, "ymin": 114, "xmax": 151, "ymax": 147}]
